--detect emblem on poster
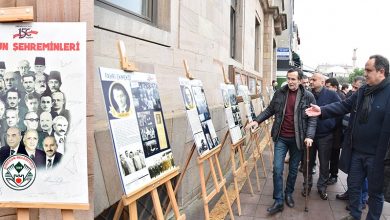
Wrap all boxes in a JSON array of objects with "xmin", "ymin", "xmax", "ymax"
[{"xmin": 2, "ymin": 155, "xmax": 36, "ymax": 190}]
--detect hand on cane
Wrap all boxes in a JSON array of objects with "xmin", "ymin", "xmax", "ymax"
[{"xmin": 304, "ymin": 138, "xmax": 313, "ymax": 148}]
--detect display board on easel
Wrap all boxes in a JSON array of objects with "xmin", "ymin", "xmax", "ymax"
[
  {"xmin": 98, "ymin": 41, "xmax": 184, "ymax": 220},
  {"xmin": 179, "ymin": 78, "xmax": 220, "ymax": 156},
  {"xmin": 99, "ymin": 67, "xmax": 175, "ymax": 195},
  {"xmin": 220, "ymin": 83, "xmax": 245, "ymax": 144},
  {"xmin": 0, "ymin": 19, "xmax": 88, "ymax": 214},
  {"xmin": 237, "ymin": 85, "xmax": 257, "ymax": 123}
]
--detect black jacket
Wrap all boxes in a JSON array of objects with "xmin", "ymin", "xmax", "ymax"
[{"xmin": 254, "ymin": 84, "xmax": 317, "ymax": 150}]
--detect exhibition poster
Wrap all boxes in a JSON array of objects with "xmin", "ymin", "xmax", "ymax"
[
  {"xmin": 237, "ymin": 85, "xmax": 256, "ymax": 123},
  {"xmin": 179, "ymin": 78, "xmax": 220, "ymax": 156},
  {"xmin": 220, "ymin": 84, "xmax": 245, "ymax": 144},
  {"xmin": 0, "ymin": 23, "xmax": 88, "ymax": 205},
  {"xmin": 99, "ymin": 67, "xmax": 174, "ymax": 195}
]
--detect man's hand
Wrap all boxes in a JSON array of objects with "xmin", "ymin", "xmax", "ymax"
[
  {"xmin": 304, "ymin": 138, "xmax": 313, "ymax": 148},
  {"xmin": 246, "ymin": 121, "xmax": 259, "ymax": 130},
  {"xmin": 305, "ymin": 103, "xmax": 321, "ymax": 117}
]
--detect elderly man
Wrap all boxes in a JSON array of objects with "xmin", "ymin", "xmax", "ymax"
[
  {"xmin": 43, "ymin": 136, "xmax": 62, "ymax": 170},
  {"xmin": 0, "ymin": 127, "xmax": 27, "ymax": 165},
  {"xmin": 23, "ymin": 129, "xmax": 45, "ymax": 168},
  {"xmin": 23, "ymin": 111, "xmax": 39, "ymax": 131},
  {"xmin": 246, "ymin": 68, "xmax": 317, "ymax": 214},
  {"xmin": 52, "ymin": 91, "xmax": 70, "ymax": 120},
  {"xmin": 4, "ymin": 71, "xmax": 19, "ymax": 91},
  {"xmin": 47, "ymin": 71, "xmax": 61, "ymax": 93},
  {"xmin": 35, "ymin": 73, "xmax": 48, "ymax": 95},
  {"xmin": 34, "ymin": 57, "xmax": 47, "ymax": 77},
  {"xmin": 52, "ymin": 115, "xmax": 68, "ymax": 155},
  {"xmin": 302, "ymin": 73, "xmax": 340, "ymax": 200},
  {"xmin": 306, "ymin": 55, "xmax": 390, "ymax": 220}
]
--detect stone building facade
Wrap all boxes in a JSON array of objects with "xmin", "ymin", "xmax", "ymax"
[{"xmin": 94, "ymin": 0, "xmax": 288, "ymax": 217}]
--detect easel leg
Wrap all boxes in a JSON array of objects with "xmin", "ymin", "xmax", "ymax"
[
  {"xmin": 260, "ymin": 153, "xmax": 268, "ymax": 177},
  {"xmin": 253, "ymin": 154, "xmax": 261, "ymax": 191},
  {"xmin": 239, "ymin": 147, "xmax": 254, "ymax": 196},
  {"xmin": 198, "ymin": 162, "xmax": 209, "ymax": 219},
  {"xmin": 17, "ymin": 209, "xmax": 29, "ymax": 220},
  {"xmin": 165, "ymin": 180, "xmax": 184, "ymax": 219},
  {"xmin": 230, "ymin": 150, "xmax": 241, "ymax": 216},
  {"xmin": 214, "ymin": 154, "xmax": 234, "ymax": 220},
  {"xmin": 114, "ymin": 198, "xmax": 125, "ymax": 220},
  {"xmin": 129, "ymin": 202, "xmax": 137, "ymax": 220},
  {"xmin": 151, "ymin": 189, "xmax": 164, "ymax": 220},
  {"xmin": 61, "ymin": 210, "xmax": 75, "ymax": 220}
]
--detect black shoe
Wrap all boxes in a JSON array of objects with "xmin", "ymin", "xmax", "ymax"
[
  {"xmin": 299, "ymin": 165, "xmax": 303, "ymax": 173},
  {"xmin": 301, "ymin": 187, "xmax": 311, "ymax": 197},
  {"xmin": 327, "ymin": 177, "xmax": 337, "ymax": 185},
  {"xmin": 285, "ymin": 195, "xmax": 295, "ymax": 208},
  {"xmin": 311, "ymin": 167, "xmax": 316, "ymax": 174},
  {"xmin": 336, "ymin": 192, "xmax": 349, "ymax": 200},
  {"xmin": 345, "ymin": 205, "xmax": 350, "ymax": 211},
  {"xmin": 267, "ymin": 202, "xmax": 284, "ymax": 215},
  {"xmin": 318, "ymin": 190, "xmax": 328, "ymax": 200}
]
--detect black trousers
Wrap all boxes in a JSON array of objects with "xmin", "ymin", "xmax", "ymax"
[
  {"xmin": 329, "ymin": 126, "xmax": 343, "ymax": 177},
  {"xmin": 303, "ymin": 133, "xmax": 334, "ymax": 191}
]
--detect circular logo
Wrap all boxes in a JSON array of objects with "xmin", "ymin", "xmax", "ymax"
[{"xmin": 2, "ymin": 155, "xmax": 36, "ymax": 190}]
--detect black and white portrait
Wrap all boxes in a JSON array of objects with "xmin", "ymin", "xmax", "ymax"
[{"xmin": 109, "ymin": 82, "xmax": 130, "ymax": 114}]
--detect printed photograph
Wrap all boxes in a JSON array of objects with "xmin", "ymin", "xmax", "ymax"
[
  {"xmin": 193, "ymin": 132, "xmax": 209, "ymax": 155},
  {"xmin": 132, "ymin": 82, "xmax": 162, "ymax": 112},
  {"xmin": 180, "ymin": 85, "xmax": 195, "ymax": 110},
  {"xmin": 192, "ymin": 86, "xmax": 211, "ymax": 122}
]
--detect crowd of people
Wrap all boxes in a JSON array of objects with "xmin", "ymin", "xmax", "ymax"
[
  {"xmin": 0, "ymin": 57, "xmax": 71, "ymax": 170},
  {"xmin": 247, "ymin": 55, "xmax": 390, "ymax": 220}
]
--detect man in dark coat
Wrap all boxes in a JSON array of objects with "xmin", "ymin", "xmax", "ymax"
[
  {"xmin": 306, "ymin": 55, "xmax": 390, "ymax": 220},
  {"xmin": 0, "ymin": 127, "xmax": 27, "ymax": 165},
  {"xmin": 42, "ymin": 136, "xmax": 62, "ymax": 169},
  {"xmin": 23, "ymin": 129, "xmax": 45, "ymax": 168},
  {"xmin": 246, "ymin": 68, "xmax": 317, "ymax": 215}
]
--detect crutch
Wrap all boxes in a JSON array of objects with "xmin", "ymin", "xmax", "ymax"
[{"xmin": 305, "ymin": 143, "xmax": 310, "ymax": 212}]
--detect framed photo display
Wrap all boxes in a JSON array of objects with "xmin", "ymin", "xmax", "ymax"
[
  {"xmin": 0, "ymin": 23, "xmax": 88, "ymax": 207},
  {"xmin": 99, "ymin": 67, "xmax": 175, "ymax": 195},
  {"xmin": 237, "ymin": 85, "xmax": 256, "ymax": 123},
  {"xmin": 179, "ymin": 78, "xmax": 220, "ymax": 156},
  {"xmin": 220, "ymin": 83, "xmax": 245, "ymax": 144}
]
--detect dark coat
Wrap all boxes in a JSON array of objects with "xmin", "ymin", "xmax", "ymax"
[
  {"xmin": 254, "ymin": 84, "xmax": 317, "ymax": 150},
  {"xmin": 32, "ymin": 149, "xmax": 46, "ymax": 168},
  {"xmin": 321, "ymin": 84, "xmax": 390, "ymax": 194},
  {"xmin": 0, "ymin": 144, "xmax": 28, "ymax": 165}
]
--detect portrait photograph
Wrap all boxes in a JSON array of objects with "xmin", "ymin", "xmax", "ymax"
[
  {"xmin": 109, "ymin": 82, "xmax": 131, "ymax": 116},
  {"xmin": 193, "ymin": 132, "xmax": 209, "ymax": 155},
  {"xmin": 192, "ymin": 86, "xmax": 211, "ymax": 122},
  {"xmin": 132, "ymin": 82, "xmax": 162, "ymax": 112},
  {"xmin": 180, "ymin": 85, "xmax": 195, "ymax": 110}
]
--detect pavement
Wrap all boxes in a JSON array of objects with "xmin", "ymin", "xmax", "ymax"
[{"xmin": 222, "ymin": 155, "xmax": 390, "ymax": 220}]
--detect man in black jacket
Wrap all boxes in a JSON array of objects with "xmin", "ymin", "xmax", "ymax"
[
  {"xmin": 306, "ymin": 55, "xmax": 390, "ymax": 220},
  {"xmin": 247, "ymin": 68, "xmax": 317, "ymax": 215}
]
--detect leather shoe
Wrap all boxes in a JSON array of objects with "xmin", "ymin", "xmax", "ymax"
[
  {"xmin": 327, "ymin": 176, "xmax": 337, "ymax": 185},
  {"xmin": 285, "ymin": 195, "xmax": 294, "ymax": 208},
  {"xmin": 267, "ymin": 202, "xmax": 284, "ymax": 215},
  {"xmin": 318, "ymin": 190, "xmax": 328, "ymax": 200},
  {"xmin": 301, "ymin": 187, "xmax": 311, "ymax": 197},
  {"xmin": 340, "ymin": 215, "xmax": 355, "ymax": 220},
  {"xmin": 336, "ymin": 192, "xmax": 349, "ymax": 200}
]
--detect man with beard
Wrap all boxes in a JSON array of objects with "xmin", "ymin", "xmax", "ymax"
[
  {"xmin": 23, "ymin": 129, "xmax": 45, "ymax": 168},
  {"xmin": 43, "ymin": 136, "xmax": 62, "ymax": 170},
  {"xmin": 52, "ymin": 115, "xmax": 68, "ymax": 155},
  {"xmin": 47, "ymin": 71, "xmax": 61, "ymax": 93},
  {"xmin": 0, "ymin": 127, "xmax": 27, "ymax": 165},
  {"xmin": 35, "ymin": 73, "xmax": 48, "ymax": 95}
]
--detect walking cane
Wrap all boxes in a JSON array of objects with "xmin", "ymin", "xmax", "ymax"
[{"xmin": 305, "ymin": 142, "xmax": 310, "ymax": 212}]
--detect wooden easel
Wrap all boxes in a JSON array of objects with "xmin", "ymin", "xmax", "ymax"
[
  {"xmin": 0, "ymin": 6, "xmax": 87, "ymax": 220},
  {"xmin": 249, "ymin": 126, "xmax": 268, "ymax": 186},
  {"xmin": 112, "ymin": 41, "xmax": 185, "ymax": 220},
  {"xmin": 197, "ymin": 145, "xmax": 234, "ymax": 220},
  {"xmin": 229, "ymin": 136, "xmax": 254, "ymax": 216}
]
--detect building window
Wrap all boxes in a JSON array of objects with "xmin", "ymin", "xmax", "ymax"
[
  {"xmin": 254, "ymin": 17, "xmax": 261, "ymax": 71},
  {"xmin": 230, "ymin": 0, "xmax": 237, "ymax": 59},
  {"xmin": 98, "ymin": 0, "xmax": 153, "ymax": 22}
]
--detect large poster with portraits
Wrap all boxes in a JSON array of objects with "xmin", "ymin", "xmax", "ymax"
[
  {"xmin": 99, "ymin": 67, "xmax": 175, "ymax": 195},
  {"xmin": 179, "ymin": 78, "xmax": 220, "ymax": 156},
  {"xmin": 220, "ymin": 84, "xmax": 245, "ymax": 144},
  {"xmin": 237, "ymin": 85, "xmax": 256, "ymax": 123},
  {"xmin": 0, "ymin": 23, "xmax": 87, "ymax": 205}
]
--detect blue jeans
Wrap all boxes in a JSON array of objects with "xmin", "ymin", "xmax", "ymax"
[
  {"xmin": 348, "ymin": 151, "xmax": 384, "ymax": 220},
  {"xmin": 273, "ymin": 137, "xmax": 302, "ymax": 204}
]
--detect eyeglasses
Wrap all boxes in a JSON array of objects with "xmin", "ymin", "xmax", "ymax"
[{"xmin": 25, "ymin": 118, "xmax": 39, "ymax": 122}]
